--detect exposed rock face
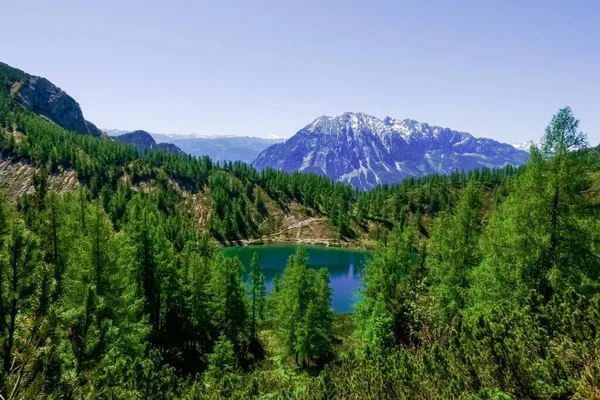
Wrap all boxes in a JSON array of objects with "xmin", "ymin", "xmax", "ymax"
[
  {"xmin": 156, "ymin": 142, "xmax": 186, "ymax": 155},
  {"xmin": 85, "ymin": 120, "xmax": 103, "ymax": 137},
  {"xmin": 253, "ymin": 112, "xmax": 530, "ymax": 190},
  {"xmin": 1, "ymin": 62, "xmax": 101, "ymax": 136},
  {"xmin": 0, "ymin": 155, "xmax": 79, "ymax": 202},
  {"xmin": 115, "ymin": 130, "xmax": 185, "ymax": 155}
]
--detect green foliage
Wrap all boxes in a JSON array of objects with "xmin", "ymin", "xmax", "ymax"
[
  {"xmin": 208, "ymin": 255, "xmax": 248, "ymax": 347},
  {"xmin": 542, "ymin": 106, "xmax": 588, "ymax": 155},
  {"xmin": 355, "ymin": 225, "xmax": 418, "ymax": 347},
  {"xmin": 1, "ymin": 94, "xmax": 600, "ymax": 399},
  {"xmin": 428, "ymin": 177, "xmax": 483, "ymax": 322},
  {"xmin": 272, "ymin": 248, "xmax": 335, "ymax": 367},
  {"xmin": 248, "ymin": 252, "xmax": 266, "ymax": 340},
  {"xmin": 206, "ymin": 336, "xmax": 237, "ymax": 382}
]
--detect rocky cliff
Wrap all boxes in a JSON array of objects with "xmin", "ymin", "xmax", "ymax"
[{"xmin": 1, "ymin": 62, "xmax": 101, "ymax": 136}]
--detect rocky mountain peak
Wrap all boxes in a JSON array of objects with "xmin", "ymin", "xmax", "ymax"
[
  {"xmin": 0, "ymin": 61, "xmax": 102, "ymax": 136},
  {"xmin": 253, "ymin": 112, "xmax": 530, "ymax": 190}
]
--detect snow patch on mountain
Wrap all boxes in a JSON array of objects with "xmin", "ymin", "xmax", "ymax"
[
  {"xmin": 511, "ymin": 141, "xmax": 538, "ymax": 152},
  {"xmin": 253, "ymin": 112, "xmax": 530, "ymax": 190}
]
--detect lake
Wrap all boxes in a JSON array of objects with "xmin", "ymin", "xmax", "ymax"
[{"xmin": 221, "ymin": 245, "xmax": 371, "ymax": 313}]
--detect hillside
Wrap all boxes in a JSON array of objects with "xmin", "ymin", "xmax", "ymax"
[
  {"xmin": 0, "ymin": 90, "xmax": 383, "ymax": 248},
  {"xmin": 0, "ymin": 79, "xmax": 523, "ymax": 250}
]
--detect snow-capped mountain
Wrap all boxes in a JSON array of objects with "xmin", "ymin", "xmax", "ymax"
[
  {"xmin": 511, "ymin": 141, "xmax": 540, "ymax": 152},
  {"xmin": 253, "ymin": 112, "xmax": 530, "ymax": 190}
]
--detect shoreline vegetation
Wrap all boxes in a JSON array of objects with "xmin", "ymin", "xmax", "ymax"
[{"xmin": 226, "ymin": 237, "xmax": 373, "ymax": 250}]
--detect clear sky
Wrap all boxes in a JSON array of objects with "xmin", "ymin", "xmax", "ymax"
[{"xmin": 1, "ymin": 0, "xmax": 599, "ymax": 143}]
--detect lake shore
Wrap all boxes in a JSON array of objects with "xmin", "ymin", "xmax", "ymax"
[
  {"xmin": 221, "ymin": 237, "xmax": 375, "ymax": 251},
  {"xmin": 221, "ymin": 244, "xmax": 371, "ymax": 313}
]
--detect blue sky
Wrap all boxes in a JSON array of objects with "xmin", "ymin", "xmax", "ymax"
[{"xmin": 2, "ymin": 0, "xmax": 598, "ymax": 143}]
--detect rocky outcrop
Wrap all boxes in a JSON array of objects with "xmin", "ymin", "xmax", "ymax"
[
  {"xmin": 0, "ymin": 155, "xmax": 79, "ymax": 202},
  {"xmin": 85, "ymin": 120, "xmax": 103, "ymax": 137},
  {"xmin": 15, "ymin": 76, "xmax": 101, "ymax": 136},
  {"xmin": 156, "ymin": 142, "xmax": 185, "ymax": 155},
  {"xmin": 1, "ymin": 62, "xmax": 101, "ymax": 136}
]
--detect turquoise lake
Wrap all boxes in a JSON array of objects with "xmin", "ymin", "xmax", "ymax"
[{"xmin": 221, "ymin": 245, "xmax": 371, "ymax": 313}]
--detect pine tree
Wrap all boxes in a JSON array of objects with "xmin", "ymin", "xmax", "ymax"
[
  {"xmin": 124, "ymin": 194, "xmax": 174, "ymax": 344},
  {"xmin": 248, "ymin": 252, "xmax": 266, "ymax": 340},
  {"xmin": 209, "ymin": 254, "xmax": 248, "ymax": 346},
  {"xmin": 181, "ymin": 240, "xmax": 212, "ymax": 363},
  {"xmin": 41, "ymin": 191, "xmax": 66, "ymax": 300},
  {"xmin": 428, "ymin": 178, "xmax": 483, "ymax": 322},
  {"xmin": 206, "ymin": 336, "xmax": 236, "ymax": 382},
  {"xmin": 1, "ymin": 220, "xmax": 42, "ymax": 373},
  {"xmin": 355, "ymin": 225, "xmax": 416, "ymax": 343},
  {"xmin": 297, "ymin": 268, "xmax": 334, "ymax": 365},
  {"xmin": 274, "ymin": 247, "xmax": 313, "ymax": 365},
  {"xmin": 470, "ymin": 108, "xmax": 597, "ymax": 314}
]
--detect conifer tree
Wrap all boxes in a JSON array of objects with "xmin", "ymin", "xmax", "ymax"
[
  {"xmin": 470, "ymin": 108, "xmax": 597, "ymax": 313},
  {"xmin": 125, "ymin": 194, "xmax": 174, "ymax": 343},
  {"xmin": 297, "ymin": 268, "xmax": 334, "ymax": 365},
  {"xmin": 248, "ymin": 252, "xmax": 266, "ymax": 340},
  {"xmin": 355, "ymin": 225, "xmax": 416, "ymax": 343},
  {"xmin": 209, "ymin": 255, "xmax": 247, "ymax": 346},
  {"xmin": 428, "ymin": 178, "xmax": 483, "ymax": 322},
  {"xmin": 1, "ymin": 220, "xmax": 42, "ymax": 373},
  {"xmin": 274, "ymin": 247, "xmax": 312, "ymax": 365},
  {"xmin": 181, "ymin": 240, "xmax": 212, "ymax": 361},
  {"xmin": 41, "ymin": 191, "xmax": 66, "ymax": 300}
]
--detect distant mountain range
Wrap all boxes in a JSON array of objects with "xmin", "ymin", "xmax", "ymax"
[
  {"xmin": 105, "ymin": 130, "xmax": 284, "ymax": 163},
  {"xmin": 253, "ymin": 112, "xmax": 530, "ymax": 190},
  {"xmin": 1, "ymin": 61, "xmax": 532, "ymax": 189}
]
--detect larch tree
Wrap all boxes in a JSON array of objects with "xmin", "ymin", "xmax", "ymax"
[
  {"xmin": 428, "ymin": 177, "xmax": 483, "ymax": 322},
  {"xmin": 209, "ymin": 254, "xmax": 248, "ymax": 347},
  {"xmin": 470, "ymin": 107, "xmax": 597, "ymax": 314},
  {"xmin": 1, "ymin": 220, "xmax": 42, "ymax": 373},
  {"xmin": 248, "ymin": 252, "xmax": 266, "ymax": 340}
]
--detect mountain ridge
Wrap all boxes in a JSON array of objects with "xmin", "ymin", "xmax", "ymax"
[
  {"xmin": 0, "ymin": 62, "xmax": 102, "ymax": 136},
  {"xmin": 253, "ymin": 112, "xmax": 530, "ymax": 189},
  {"xmin": 105, "ymin": 129, "xmax": 284, "ymax": 163}
]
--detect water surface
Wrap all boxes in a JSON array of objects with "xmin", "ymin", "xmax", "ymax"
[{"xmin": 221, "ymin": 245, "xmax": 371, "ymax": 313}]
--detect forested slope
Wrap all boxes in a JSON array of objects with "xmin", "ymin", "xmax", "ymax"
[{"xmin": 1, "ymin": 75, "xmax": 599, "ymax": 399}]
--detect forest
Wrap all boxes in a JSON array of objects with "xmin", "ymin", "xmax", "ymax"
[{"xmin": 0, "ymin": 83, "xmax": 599, "ymax": 399}]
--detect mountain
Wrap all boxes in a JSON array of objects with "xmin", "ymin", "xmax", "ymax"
[
  {"xmin": 156, "ymin": 142, "xmax": 186, "ymax": 155},
  {"xmin": 114, "ymin": 130, "xmax": 185, "ymax": 154},
  {"xmin": 105, "ymin": 130, "xmax": 284, "ymax": 163},
  {"xmin": 0, "ymin": 62, "xmax": 102, "ymax": 136},
  {"xmin": 253, "ymin": 112, "xmax": 530, "ymax": 190},
  {"xmin": 511, "ymin": 141, "xmax": 540, "ymax": 152},
  {"xmin": 148, "ymin": 133, "xmax": 285, "ymax": 163}
]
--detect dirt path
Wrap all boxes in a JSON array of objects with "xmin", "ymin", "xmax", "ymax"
[{"xmin": 268, "ymin": 217, "xmax": 326, "ymax": 237}]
